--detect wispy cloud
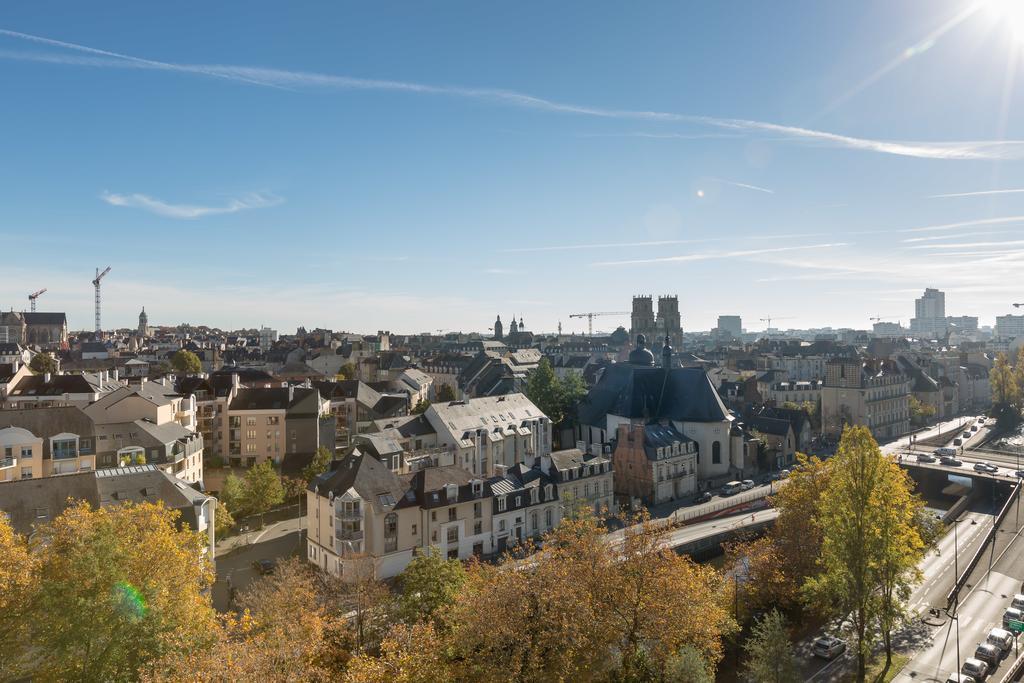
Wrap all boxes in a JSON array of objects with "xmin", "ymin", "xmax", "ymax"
[
  {"xmin": 4, "ymin": 28, "xmax": 1024, "ymax": 161},
  {"xmin": 888, "ymin": 215, "xmax": 1024, "ymax": 234},
  {"xmin": 100, "ymin": 191, "xmax": 283, "ymax": 219},
  {"xmin": 901, "ymin": 230, "xmax": 1017, "ymax": 243},
  {"xmin": 483, "ymin": 267, "xmax": 522, "ymax": 275},
  {"xmin": 909, "ymin": 240, "xmax": 1024, "ymax": 250},
  {"xmin": 501, "ymin": 232, "xmax": 828, "ymax": 253},
  {"xmin": 591, "ymin": 242, "xmax": 848, "ymax": 267},
  {"xmin": 711, "ymin": 178, "xmax": 775, "ymax": 194},
  {"xmin": 928, "ymin": 188, "xmax": 1024, "ymax": 198},
  {"xmin": 576, "ymin": 131, "xmax": 743, "ymax": 141}
]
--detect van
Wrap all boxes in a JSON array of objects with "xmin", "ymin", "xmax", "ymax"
[
  {"xmin": 1003, "ymin": 606, "xmax": 1023, "ymax": 630},
  {"xmin": 722, "ymin": 481, "xmax": 743, "ymax": 496},
  {"xmin": 936, "ymin": 447, "xmax": 957, "ymax": 457},
  {"xmin": 987, "ymin": 627, "xmax": 1013, "ymax": 656}
]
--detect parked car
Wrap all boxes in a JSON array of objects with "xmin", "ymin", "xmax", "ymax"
[
  {"xmin": 941, "ymin": 455, "xmax": 964, "ymax": 467},
  {"xmin": 1012, "ymin": 593, "xmax": 1024, "ymax": 611},
  {"xmin": 971, "ymin": 425, "xmax": 979, "ymax": 432},
  {"xmin": 721, "ymin": 481, "xmax": 743, "ymax": 496},
  {"xmin": 778, "ymin": 469, "xmax": 791, "ymax": 479},
  {"xmin": 1002, "ymin": 606, "xmax": 1023, "ymax": 630},
  {"xmin": 253, "ymin": 558, "xmax": 277, "ymax": 575},
  {"xmin": 954, "ymin": 438, "xmax": 964, "ymax": 447},
  {"xmin": 963, "ymin": 431, "xmax": 972, "ymax": 439},
  {"xmin": 945, "ymin": 674, "xmax": 976, "ymax": 683},
  {"xmin": 740, "ymin": 479, "xmax": 755, "ymax": 491},
  {"xmin": 987, "ymin": 627, "xmax": 1014, "ymax": 656},
  {"xmin": 811, "ymin": 635, "xmax": 846, "ymax": 660},
  {"xmin": 937, "ymin": 447, "xmax": 958, "ymax": 457},
  {"xmin": 1016, "ymin": 470, "xmax": 1024, "ymax": 479},
  {"xmin": 918, "ymin": 453, "xmax": 937, "ymax": 463},
  {"xmin": 974, "ymin": 642, "xmax": 1001, "ymax": 667},
  {"xmin": 961, "ymin": 657, "xmax": 988, "ymax": 682},
  {"xmin": 695, "ymin": 491, "xmax": 713, "ymax": 504}
]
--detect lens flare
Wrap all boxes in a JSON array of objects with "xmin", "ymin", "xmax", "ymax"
[{"xmin": 113, "ymin": 581, "xmax": 148, "ymax": 621}]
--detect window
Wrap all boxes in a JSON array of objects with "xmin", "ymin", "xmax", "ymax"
[
  {"xmin": 712, "ymin": 441, "xmax": 722, "ymax": 465},
  {"xmin": 246, "ymin": 417, "xmax": 256, "ymax": 427},
  {"xmin": 3, "ymin": 447, "xmax": 11, "ymax": 458},
  {"xmin": 446, "ymin": 527, "xmax": 458, "ymax": 544},
  {"xmin": 384, "ymin": 513, "xmax": 398, "ymax": 552},
  {"xmin": 34, "ymin": 507, "xmax": 48, "ymax": 520},
  {"xmin": 474, "ymin": 501, "xmax": 482, "ymax": 518},
  {"xmin": 545, "ymin": 508, "xmax": 553, "ymax": 528},
  {"xmin": 431, "ymin": 510, "xmax": 437, "ymax": 521},
  {"xmin": 20, "ymin": 467, "xmax": 32, "ymax": 480},
  {"xmin": 411, "ymin": 524, "xmax": 417, "ymax": 535},
  {"xmin": 531, "ymin": 511, "xmax": 538, "ymax": 532},
  {"xmin": 499, "ymin": 520, "xmax": 506, "ymax": 532},
  {"xmin": 497, "ymin": 496, "xmax": 506, "ymax": 512},
  {"xmin": 474, "ymin": 521, "xmax": 482, "ymax": 535},
  {"xmin": 448, "ymin": 507, "xmax": 457, "ymax": 522},
  {"xmin": 267, "ymin": 416, "xmax": 279, "ymax": 425},
  {"xmin": 530, "ymin": 488, "xmax": 538, "ymax": 504},
  {"xmin": 52, "ymin": 439, "xmax": 77, "ymax": 460},
  {"xmin": 246, "ymin": 430, "xmax": 256, "ymax": 440}
]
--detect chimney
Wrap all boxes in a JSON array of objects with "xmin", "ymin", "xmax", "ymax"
[
  {"xmin": 44, "ymin": 372, "xmax": 51, "ymax": 383},
  {"xmin": 112, "ymin": 369, "xmax": 119, "ymax": 382},
  {"xmin": 575, "ymin": 440, "xmax": 585, "ymax": 451},
  {"xmin": 288, "ymin": 384, "xmax": 295, "ymax": 402}
]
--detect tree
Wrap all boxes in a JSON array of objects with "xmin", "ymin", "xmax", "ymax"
[
  {"xmin": 743, "ymin": 609, "xmax": 799, "ymax": 683},
  {"xmin": 770, "ymin": 453, "xmax": 831, "ymax": 589},
  {"xmin": 345, "ymin": 622, "xmax": 455, "ymax": 683},
  {"xmin": 0, "ymin": 517, "xmax": 37, "ymax": 681},
  {"xmin": 170, "ymin": 349, "xmax": 202, "ymax": 374},
  {"xmin": 524, "ymin": 357, "xmax": 567, "ymax": 424},
  {"xmin": 723, "ymin": 536, "xmax": 797, "ymax": 620},
  {"xmin": 908, "ymin": 395, "xmax": 936, "ymax": 426},
  {"xmin": 219, "ymin": 473, "xmax": 246, "ymax": 517},
  {"xmin": 25, "ymin": 501, "xmax": 217, "ymax": 682},
  {"xmin": 241, "ymin": 461, "xmax": 285, "ymax": 521},
  {"xmin": 435, "ymin": 383, "xmax": 457, "ymax": 403},
  {"xmin": 803, "ymin": 426, "xmax": 924, "ymax": 682},
  {"xmin": 394, "ymin": 551, "xmax": 467, "ymax": 628},
  {"xmin": 214, "ymin": 500, "xmax": 235, "ymax": 539},
  {"xmin": 302, "ymin": 446, "xmax": 334, "ymax": 484},
  {"xmin": 411, "ymin": 398, "xmax": 430, "ymax": 414},
  {"xmin": 29, "ymin": 351, "xmax": 58, "ymax": 374},
  {"xmin": 991, "ymin": 352, "xmax": 1022, "ymax": 416},
  {"xmin": 337, "ymin": 362, "xmax": 357, "ymax": 380},
  {"xmin": 663, "ymin": 645, "xmax": 714, "ymax": 683}
]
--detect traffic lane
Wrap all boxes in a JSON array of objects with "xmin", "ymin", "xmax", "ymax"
[
  {"xmin": 910, "ymin": 511, "xmax": 992, "ymax": 615},
  {"xmin": 893, "ymin": 570, "xmax": 1020, "ymax": 683},
  {"xmin": 212, "ymin": 529, "xmax": 303, "ymax": 612}
]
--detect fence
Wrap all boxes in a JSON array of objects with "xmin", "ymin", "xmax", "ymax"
[{"xmin": 669, "ymin": 486, "xmax": 776, "ymax": 526}]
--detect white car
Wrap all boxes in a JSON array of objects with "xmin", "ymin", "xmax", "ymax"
[
  {"xmin": 811, "ymin": 635, "xmax": 846, "ymax": 660},
  {"xmin": 740, "ymin": 479, "xmax": 755, "ymax": 491}
]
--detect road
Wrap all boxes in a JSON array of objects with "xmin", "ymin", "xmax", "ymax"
[
  {"xmin": 213, "ymin": 519, "xmax": 305, "ymax": 612},
  {"xmin": 893, "ymin": 490, "xmax": 1024, "ymax": 683}
]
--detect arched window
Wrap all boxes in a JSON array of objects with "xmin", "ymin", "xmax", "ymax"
[
  {"xmin": 545, "ymin": 508, "xmax": 553, "ymax": 528},
  {"xmin": 712, "ymin": 441, "xmax": 721, "ymax": 464},
  {"xmin": 531, "ymin": 511, "xmax": 538, "ymax": 533}
]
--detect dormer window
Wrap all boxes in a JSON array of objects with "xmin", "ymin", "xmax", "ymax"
[
  {"xmin": 445, "ymin": 483, "xmax": 458, "ymax": 502},
  {"xmin": 497, "ymin": 496, "xmax": 507, "ymax": 512},
  {"xmin": 530, "ymin": 488, "xmax": 538, "ymax": 504}
]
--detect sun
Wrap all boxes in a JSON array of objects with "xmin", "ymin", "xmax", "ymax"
[{"xmin": 985, "ymin": 0, "xmax": 1024, "ymax": 44}]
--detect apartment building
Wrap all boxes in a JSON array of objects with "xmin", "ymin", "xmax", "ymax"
[
  {"xmin": 424, "ymin": 393, "xmax": 552, "ymax": 477},
  {"xmin": 2, "ymin": 370, "xmax": 122, "ymax": 409},
  {"xmin": 547, "ymin": 446, "xmax": 615, "ymax": 517},
  {"xmin": 0, "ymin": 426, "xmax": 44, "ymax": 482},
  {"xmin": 223, "ymin": 386, "xmax": 328, "ymax": 468},
  {"xmin": 821, "ymin": 358, "xmax": 910, "ymax": 440},
  {"xmin": 306, "ymin": 450, "xmax": 492, "ymax": 581},
  {"xmin": 488, "ymin": 463, "xmax": 560, "ymax": 553}
]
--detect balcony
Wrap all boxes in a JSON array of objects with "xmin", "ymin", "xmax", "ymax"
[
  {"xmin": 335, "ymin": 508, "xmax": 362, "ymax": 521},
  {"xmin": 0, "ymin": 457, "xmax": 14, "ymax": 469}
]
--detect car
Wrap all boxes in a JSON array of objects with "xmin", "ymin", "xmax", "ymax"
[
  {"xmin": 811, "ymin": 635, "xmax": 846, "ymax": 660},
  {"xmin": 974, "ymin": 642, "xmax": 1001, "ymax": 667},
  {"xmin": 954, "ymin": 438, "xmax": 964, "ymax": 446},
  {"xmin": 740, "ymin": 479, "xmax": 755, "ymax": 491},
  {"xmin": 1002, "ymin": 606, "xmax": 1023, "ymax": 629},
  {"xmin": 721, "ymin": 481, "xmax": 743, "ymax": 495},
  {"xmin": 987, "ymin": 628, "xmax": 1014, "ymax": 656},
  {"xmin": 971, "ymin": 425, "xmax": 979, "ymax": 432},
  {"xmin": 985, "ymin": 463, "xmax": 999, "ymax": 473},
  {"xmin": 1017, "ymin": 470, "xmax": 1024, "ymax": 478},
  {"xmin": 695, "ymin": 492, "xmax": 713, "ymax": 504},
  {"xmin": 937, "ymin": 446, "xmax": 958, "ymax": 457},
  {"xmin": 1012, "ymin": 593, "xmax": 1024, "ymax": 611},
  {"xmin": 963, "ymin": 431, "xmax": 972, "ymax": 439},
  {"xmin": 946, "ymin": 674, "xmax": 976, "ymax": 683},
  {"xmin": 778, "ymin": 469, "xmax": 791, "ymax": 479},
  {"xmin": 252, "ymin": 559, "xmax": 277, "ymax": 575},
  {"xmin": 961, "ymin": 657, "xmax": 988, "ymax": 682},
  {"xmin": 918, "ymin": 453, "xmax": 937, "ymax": 463},
  {"xmin": 974, "ymin": 462, "xmax": 994, "ymax": 473},
  {"xmin": 941, "ymin": 455, "xmax": 963, "ymax": 467}
]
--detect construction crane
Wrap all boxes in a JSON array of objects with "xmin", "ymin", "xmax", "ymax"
[
  {"xmin": 27, "ymin": 288, "xmax": 47, "ymax": 312},
  {"xmin": 1015, "ymin": 303, "xmax": 1023, "ymax": 308},
  {"xmin": 869, "ymin": 315, "xmax": 898, "ymax": 322},
  {"xmin": 92, "ymin": 266, "xmax": 111, "ymax": 334},
  {"xmin": 759, "ymin": 315, "xmax": 795, "ymax": 330},
  {"xmin": 568, "ymin": 311, "xmax": 630, "ymax": 336}
]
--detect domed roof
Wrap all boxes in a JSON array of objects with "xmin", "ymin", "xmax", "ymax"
[{"xmin": 628, "ymin": 334, "xmax": 655, "ymax": 366}]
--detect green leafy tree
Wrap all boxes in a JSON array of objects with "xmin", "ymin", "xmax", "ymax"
[
  {"xmin": 29, "ymin": 352, "xmax": 58, "ymax": 374},
  {"xmin": 337, "ymin": 362, "xmax": 357, "ymax": 380},
  {"xmin": 561, "ymin": 370, "xmax": 588, "ymax": 422},
  {"xmin": 663, "ymin": 644, "xmax": 713, "ymax": 682},
  {"xmin": 219, "ymin": 473, "xmax": 246, "ymax": 517},
  {"xmin": 908, "ymin": 395, "xmax": 936, "ymax": 426},
  {"xmin": 411, "ymin": 399, "xmax": 430, "ymax": 415},
  {"xmin": 743, "ymin": 609, "xmax": 799, "ymax": 683},
  {"xmin": 214, "ymin": 500, "xmax": 235, "ymax": 539},
  {"xmin": 170, "ymin": 349, "xmax": 202, "ymax": 374},
  {"xmin": 803, "ymin": 426, "xmax": 925, "ymax": 682},
  {"xmin": 394, "ymin": 552, "xmax": 467, "ymax": 628},
  {"xmin": 525, "ymin": 357, "xmax": 571, "ymax": 424},
  {"xmin": 991, "ymin": 352, "xmax": 1022, "ymax": 415},
  {"xmin": 435, "ymin": 384, "xmax": 457, "ymax": 403},
  {"xmin": 302, "ymin": 446, "xmax": 334, "ymax": 484},
  {"xmin": 242, "ymin": 461, "xmax": 285, "ymax": 520}
]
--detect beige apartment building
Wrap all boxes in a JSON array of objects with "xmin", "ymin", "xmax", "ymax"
[
  {"xmin": 821, "ymin": 358, "xmax": 910, "ymax": 440},
  {"xmin": 0, "ymin": 426, "xmax": 45, "ymax": 482}
]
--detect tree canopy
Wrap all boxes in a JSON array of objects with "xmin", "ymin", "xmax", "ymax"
[
  {"xmin": 524, "ymin": 358, "xmax": 588, "ymax": 426},
  {"xmin": 29, "ymin": 352, "xmax": 58, "ymax": 374},
  {"xmin": 170, "ymin": 349, "xmax": 202, "ymax": 374}
]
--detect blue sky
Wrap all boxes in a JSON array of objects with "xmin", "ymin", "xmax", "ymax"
[{"xmin": 2, "ymin": 1, "xmax": 1024, "ymax": 335}]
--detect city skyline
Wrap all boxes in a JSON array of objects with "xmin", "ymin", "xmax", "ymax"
[{"xmin": 2, "ymin": 1, "xmax": 1024, "ymax": 331}]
